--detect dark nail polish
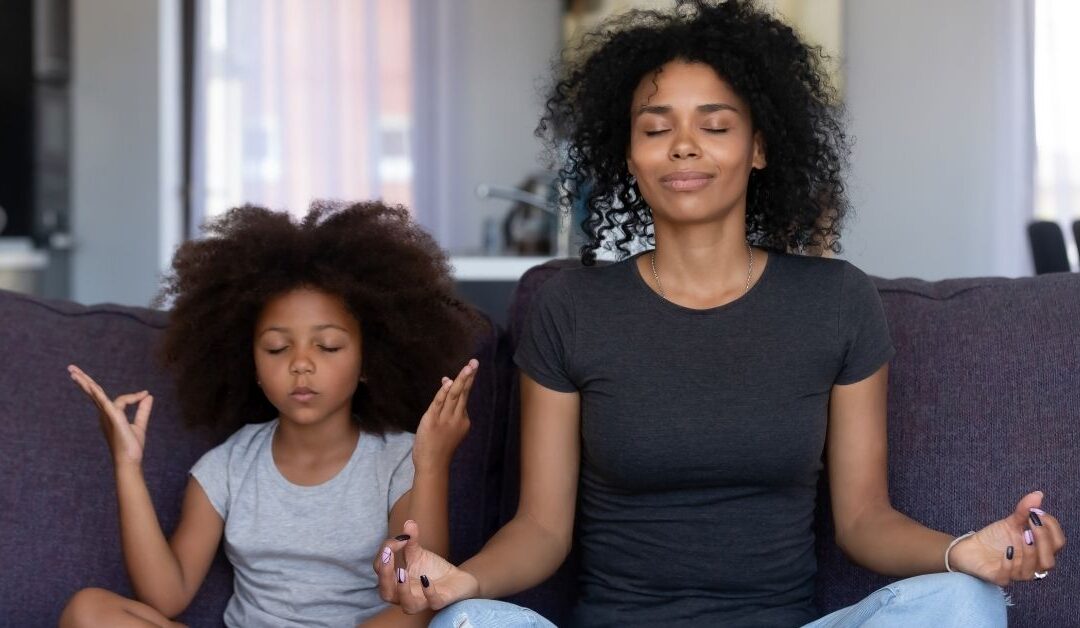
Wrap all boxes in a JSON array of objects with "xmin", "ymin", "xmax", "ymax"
[
  {"xmin": 1006, "ymin": 546, "xmax": 1014, "ymax": 560},
  {"xmin": 397, "ymin": 568, "xmax": 406, "ymax": 583},
  {"xmin": 421, "ymin": 575, "xmax": 430, "ymax": 588},
  {"xmin": 1030, "ymin": 511, "xmax": 1044, "ymax": 527},
  {"xmin": 394, "ymin": 534, "xmax": 411, "ymax": 541}
]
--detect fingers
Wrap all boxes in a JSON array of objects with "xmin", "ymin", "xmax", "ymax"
[
  {"xmin": 1029, "ymin": 509, "xmax": 1065, "ymax": 574},
  {"xmin": 1007, "ymin": 490, "xmax": 1044, "ymax": 529},
  {"xmin": 374, "ymin": 542, "xmax": 402, "ymax": 604},
  {"xmin": 401, "ymin": 520, "xmax": 425, "ymax": 570},
  {"xmin": 448, "ymin": 359, "xmax": 479, "ymax": 418},
  {"xmin": 133, "ymin": 395, "xmax": 154, "ymax": 433},
  {"xmin": 422, "ymin": 378, "xmax": 453, "ymax": 421},
  {"xmin": 419, "ymin": 574, "xmax": 451, "ymax": 611}
]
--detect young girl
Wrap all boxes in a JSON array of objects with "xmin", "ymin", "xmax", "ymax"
[{"xmin": 59, "ymin": 201, "xmax": 482, "ymax": 627}]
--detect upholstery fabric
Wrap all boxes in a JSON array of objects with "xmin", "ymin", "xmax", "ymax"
[{"xmin": 0, "ymin": 289, "xmax": 504, "ymax": 626}]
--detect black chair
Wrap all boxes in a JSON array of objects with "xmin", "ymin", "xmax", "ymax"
[
  {"xmin": 1073, "ymin": 220, "xmax": 1080, "ymax": 264},
  {"xmin": 1027, "ymin": 220, "xmax": 1071, "ymax": 274}
]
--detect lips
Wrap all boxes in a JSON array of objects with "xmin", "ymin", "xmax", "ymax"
[
  {"xmin": 660, "ymin": 171, "xmax": 714, "ymax": 191},
  {"xmin": 290, "ymin": 387, "xmax": 317, "ymax": 402}
]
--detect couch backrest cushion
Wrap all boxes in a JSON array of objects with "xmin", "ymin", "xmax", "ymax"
[
  {"xmin": 0, "ymin": 289, "xmax": 233, "ymax": 626},
  {"xmin": 814, "ymin": 274, "xmax": 1080, "ymax": 627}
]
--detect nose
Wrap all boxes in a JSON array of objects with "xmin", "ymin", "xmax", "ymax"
[
  {"xmin": 290, "ymin": 355, "xmax": 314, "ymax": 375},
  {"xmin": 669, "ymin": 127, "xmax": 700, "ymax": 160}
]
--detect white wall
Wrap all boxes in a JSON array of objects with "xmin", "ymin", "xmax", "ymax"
[
  {"xmin": 841, "ymin": 0, "xmax": 1032, "ymax": 280},
  {"xmin": 71, "ymin": 0, "xmax": 180, "ymax": 306}
]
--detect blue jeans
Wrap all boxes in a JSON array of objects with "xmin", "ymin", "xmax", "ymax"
[{"xmin": 428, "ymin": 573, "xmax": 1007, "ymax": 627}]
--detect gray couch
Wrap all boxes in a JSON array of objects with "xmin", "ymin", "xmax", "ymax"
[{"xmin": 1, "ymin": 261, "xmax": 1077, "ymax": 626}]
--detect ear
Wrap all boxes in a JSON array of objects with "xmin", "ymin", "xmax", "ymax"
[
  {"xmin": 626, "ymin": 157, "xmax": 637, "ymax": 179},
  {"xmin": 752, "ymin": 131, "xmax": 767, "ymax": 170}
]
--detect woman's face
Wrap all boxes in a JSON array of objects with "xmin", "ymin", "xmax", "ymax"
[{"xmin": 627, "ymin": 60, "xmax": 766, "ymax": 227}]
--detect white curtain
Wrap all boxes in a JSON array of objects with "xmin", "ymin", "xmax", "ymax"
[
  {"xmin": 189, "ymin": 0, "xmax": 414, "ymax": 231},
  {"xmin": 1034, "ymin": 0, "xmax": 1080, "ymax": 268}
]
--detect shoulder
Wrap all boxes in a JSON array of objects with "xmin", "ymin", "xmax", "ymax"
[
  {"xmin": 764, "ymin": 252, "xmax": 876, "ymax": 296},
  {"xmin": 219, "ymin": 420, "xmax": 276, "ymax": 453},
  {"xmin": 531, "ymin": 257, "xmax": 635, "ymax": 303},
  {"xmin": 368, "ymin": 429, "xmax": 414, "ymax": 460},
  {"xmin": 197, "ymin": 420, "xmax": 275, "ymax": 466}
]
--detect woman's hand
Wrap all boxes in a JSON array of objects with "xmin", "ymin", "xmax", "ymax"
[
  {"xmin": 373, "ymin": 520, "xmax": 480, "ymax": 614},
  {"xmin": 950, "ymin": 490, "xmax": 1067, "ymax": 585},
  {"xmin": 68, "ymin": 365, "xmax": 153, "ymax": 468},
  {"xmin": 412, "ymin": 359, "xmax": 477, "ymax": 473}
]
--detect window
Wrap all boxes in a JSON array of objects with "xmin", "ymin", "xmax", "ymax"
[
  {"xmin": 1034, "ymin": 0, "xmax": 1080, "ymax": 267},
  {"xmin": 190, "ymin": 0, "xmax": 413, "ymax": 227}
]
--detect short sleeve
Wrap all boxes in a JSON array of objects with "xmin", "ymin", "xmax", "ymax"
[
  {"xmin": 387, "ymin": 437, "xmax": 415, "ymax": 512},
  {"xmin": 835, "ymin": 262, "xmax": 896, "ymax": 385},
  {"xmin": 190, "ymin": 443, "xmax": 230, "ymax": 519},
  {"xmin": 513, "ymin": 273, "xmax": 578, "ymax": 392}
]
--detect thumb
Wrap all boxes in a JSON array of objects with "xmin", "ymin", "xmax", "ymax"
[
  {"xmin": 402, "ymin": 519, "xmax": 423, "ymax": 564},
  {"xmin": 1008, "ymin": 490, "xmax": 1044, "ymax": 527}
]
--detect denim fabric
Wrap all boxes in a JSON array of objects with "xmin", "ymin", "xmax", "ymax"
[{"xmin": 427, "ymin": 573, "xmax": 1006, "ymax": 628}]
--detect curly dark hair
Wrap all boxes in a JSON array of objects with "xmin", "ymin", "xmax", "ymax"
[
  {"xmin": 539, "ymin": 0, "xmax": 849, "ymax": 263},
  {"xmin": 158, "ymin": 201, "xmax": 483, "ymax": 436}
]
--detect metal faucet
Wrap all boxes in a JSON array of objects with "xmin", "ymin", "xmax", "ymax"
[{"xmin": 475, "ymin": 182, "xmax": 571, "ymax": 257}]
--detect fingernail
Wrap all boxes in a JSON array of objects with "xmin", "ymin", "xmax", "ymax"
[
  {"xmin": 1024, "ymin": 530, "xmax": 1034, "ymax": 545},
  {"xmin": 394, "ymin": 534, "xmax": 411, "ymax": 542},
  {"xmin": 1006, "ymin": 546, "xmax": 1014, "ymax": 560},
  {"xmin": 381, "ymin": 547, "xmax": 392, "ymax": 564},
  {"xmin": 1030, "ymin": 507, "xmax": 1046, "ymax": 516},
  {"xmin": 1030, "ymin": 511, "xmax": 1044, "ymax": 527},
  {"xmin": 420, "ymin": 575, "xmax": 430, "ymax": 588},
  {"xmin": 397, "ymin": 568, "xmax": 406, "ymax": 583}
]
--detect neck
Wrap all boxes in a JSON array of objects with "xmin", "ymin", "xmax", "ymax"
[
  {"xmin": 644, "ymin": 219, "xmax": 762, "ymax": 307},
  {"xmin": 274, "ymin": 407, "xmax": 359, "ymax": 459}
]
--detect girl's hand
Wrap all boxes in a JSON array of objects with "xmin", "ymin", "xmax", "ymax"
[
  {"xmin": 412, "ymin": 359, "xmax": 478, "ymax": 472},
  {"xmin": 373, "ymin": 520, "xmax": 480, "ymax": 614},
  {"xmin": 68, "ymin": 365, "xmax": 154, "ymax": 468},
  {"xmin": 950, "ymin": 490, "xmax": 1067, "ymax": 585}
]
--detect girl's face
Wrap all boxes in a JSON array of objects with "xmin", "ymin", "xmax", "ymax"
[
  {"xmin": 253, "ymin": 288, "xmax": 363, "ymax": 428},
  {"xmin": 627, "ymin": 60, "xmax": 766, "ymax": 227}
]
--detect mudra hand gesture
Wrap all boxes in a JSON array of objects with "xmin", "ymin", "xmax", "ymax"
[
  {"xmin": 949, "ymin": 490, "xmax": 1066, "ymax": 585},
  {"xmin": 373, "ymin": 520, "xmax": 478, "ymax": 614},
  {"xmin": 68, "ymin": 365, "xmax": 153, "ymax": 467}
]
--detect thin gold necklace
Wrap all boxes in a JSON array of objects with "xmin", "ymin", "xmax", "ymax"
[{"xmin": 650, "ymin": 243, "xmax": 754, "ymax": 299}]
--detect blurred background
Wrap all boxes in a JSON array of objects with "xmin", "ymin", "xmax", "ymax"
[{"xmin": 0, "ymin": 0, "xmax": 1078, "ymax": 310}]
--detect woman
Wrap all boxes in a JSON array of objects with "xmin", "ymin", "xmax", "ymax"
[{"xmin": 375, "ymin": 2, "xmax": 1066, "ymax": 626}]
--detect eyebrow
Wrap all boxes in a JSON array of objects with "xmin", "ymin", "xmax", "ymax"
[
  {"xmin": 635, "ymin": 103, "xmax": 739, "ymax": 117},
  {"xmin": 259, "ymin": 324, "xmax": 350, "ymax": 336}
]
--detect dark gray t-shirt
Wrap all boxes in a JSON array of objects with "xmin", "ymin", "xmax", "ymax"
[{"xmin": 514, "ymin": 252, "xmax": 894, "ymax": 627}]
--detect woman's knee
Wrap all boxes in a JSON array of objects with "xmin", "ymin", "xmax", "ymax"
[
  {"xmin": 429, "ymin": 599, "xmax": 554, "ymax": 628},
  {"xmin": 891, "ymin": 572, "xmax": 1007, "ymax": 627},
  {"xmin": 936, "ymin": 572, "xmax": 1007, "ymax": 609}
]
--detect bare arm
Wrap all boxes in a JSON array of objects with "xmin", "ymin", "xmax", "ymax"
[
  {"xmin": 123, "ymin": 475, "xmax": 224, "ymax": 616},
  {"xmin": 826, "ymin": 365, "xmax": 953, "ymax": 575},
  {"xmin": 459, "ymin": 373, "xmax": 581, "ymax": 597},
  {"xmin": 374, "ymin": 373, "xmax": 580, "ymax": 612},
  {"xmin": 68, "ymin": 366, "xmax": 223, "ymax": 618},
  {"xmin": 827, "ymin": 365, "xmax": 1066, "ymax": 583}
]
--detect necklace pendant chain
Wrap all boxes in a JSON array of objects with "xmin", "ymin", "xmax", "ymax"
[{"xmin": 650, "ymin": 243, "xmax": 754, "ymax": 300}]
